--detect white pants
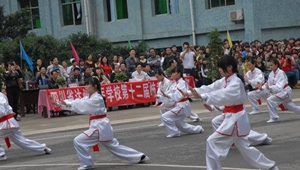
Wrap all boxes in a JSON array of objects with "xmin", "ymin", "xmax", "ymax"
[
  {"xmin": 161, "ymin": 109, "xmax": 202, "ymax": 136},
  {"xmin": 211, "ymin": 115, "xmax": 268, "ymax": 145},
  {"xmin": 248, "ymin": 91, "xmax": 268, "ymax": 111},
  {"xmin": 0, "ymin": 129, "xmax": 46, "ymax": 156},
  {"xmin": 189, "ymin": 112, "xmax": 199, "ymax": 120},
  {"xmin": 206, "ymin": 129, "xmax": 276, "ymax": 170},
  {"xmin": 267, "ymin": 95, "xmax": 300, "ymax": 119},
  {"xmin": 74, "ymin": 133, "xmax": 144, "ymax": 167}
]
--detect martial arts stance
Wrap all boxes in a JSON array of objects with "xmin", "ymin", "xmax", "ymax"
[
  {"xmin": 160, "ymin": 67, "xmax": 203, "ymax": 138},
  {"xmin": 258, "ymin": 57, "xmax": 300, "ymax": 123},
  {"xmin": 152, "ymin": 69, "xmax": 200, "ymax": 127},
  {"xmin": 180, "ymin": 55, "xmax": 278, "ymax": 170},
  {"xmin": 52, "ymin": 77, "xmax": 149, "ymax": 170},
  {"xmin": 203, "ymin": 104, "xmax": 272, "ymax": 146},
  {"xmin": 0, "ymin": 91, "xmax": 51, "ymax": 161},
  {"xmin": 245, "ymin": 58, "xmax": 266, "ymax": 115}
]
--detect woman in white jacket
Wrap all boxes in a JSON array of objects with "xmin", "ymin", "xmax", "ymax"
[
  {"xmin": 52, "ymin": 77, "xmax": 149, "ymax": 170},
  {"xmin": 180, "ymin": 55, "xmax": 278, "ymax": 170}
]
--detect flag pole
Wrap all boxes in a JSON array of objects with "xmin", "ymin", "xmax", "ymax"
[{"xmin": 20, "ymin": 41, "xmax": 23, "ymax": 71}]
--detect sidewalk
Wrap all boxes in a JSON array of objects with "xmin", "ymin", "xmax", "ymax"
[{"xmin": 19, "ymin": 97, "xmax": 300, "ymax": 136}]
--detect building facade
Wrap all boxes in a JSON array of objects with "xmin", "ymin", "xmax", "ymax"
[{"xmin": 0, "ymin": 0, "xmax": 299, "ymax": 48}]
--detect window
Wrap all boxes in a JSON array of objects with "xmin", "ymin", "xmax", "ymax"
[
  {"xmin": 19, "ymin": 0, "xmax": 41, "ymax": 29},
  {"xmin": 61, "ymin": 0, "xmax": 82, "ymax": 26},
  {"xmin": 106, "ymin": 0, "xmax": 128, "ymax": 22},
  {"xmin": 207, "ymin": 0, "xmax": 235, "ymax": 9},
  {"xmin": 154, "ymin": 0, "xmax": 179, "ymax": 15}
]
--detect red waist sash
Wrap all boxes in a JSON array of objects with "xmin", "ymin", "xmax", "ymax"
[
  {"xmin": 223, "ymin": 104, "xmax": 244, "ymax": 113},
  {"xmin": 89, "ymin": 114, "xmax": 106, "ymax": 152},
  {"xmin": 179, "ymin": 98, "xmax": 189, "ymax": 102},
  {"xmin": 0, "ymin": 114, "xmax": 14, "ymax": 149}
]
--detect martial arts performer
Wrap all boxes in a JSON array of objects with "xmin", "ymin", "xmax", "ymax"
[
  {"xmin": 51, "ymin": 77, "xmax": 149, "ymax": 170},
  {"xmin": 160, "ymin": 67, "xmax": 203, "ymax": 138},
  {"xmin": 179, "ymin": 55, "xmax": 278, "ymax": 170},
  {"xmin": 203, "ymin": 104, "xmax": 272, "ymax": 146},
  {"xmin": 0, "ymin": 90, "xmax": 51, "ymax": 161},
  {"xmin": 245, "ymin": 58, "xmax": 266, "ymax": 115},
  {"xmin": 259, "ymin": 57, "xmax": 300, "ymax": 123},
  {"xmin": 152, "ymin": 69, "xmax": 200, "ymax": 127}
]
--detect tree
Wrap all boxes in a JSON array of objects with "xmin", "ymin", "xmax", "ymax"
[
  {"xmin": 207, "ymin": 29, "xmax": 223, "ymax": 81},
  {"xmin": 0, "ymin": 6, "xmax": 31, "ymax": 40}
]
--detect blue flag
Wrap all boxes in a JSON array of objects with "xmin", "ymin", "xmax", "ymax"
[{"xmin": 20, "ymin": 42, "xmax": 34, "ymax": 72}]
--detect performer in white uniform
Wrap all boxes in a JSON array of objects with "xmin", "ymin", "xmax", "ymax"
[
  {"xmin": 203, "ymin": 104, "xmax": 272, "ymax": 146},
  {"xmin": 0, "ymin": 92, "xmax": 51, "ymax": 161},
  {"xmin": 160, "ymin": 67, "xmax": 203, "ymax": 138},
  {"xmin": 152, "ymin": 69, "xmax": 200, "ymax": 127},
  {"xmin": 180, "ymin": 55, "xmax": 278, "ymax": 170},
  {"xmin": 52, "ymin": 77, "xmax": 149, "ymax": 170},
  {"xmin": 245, "ymin": 58, "xmax": 266, "ymax": 115},
  {"xmin": 258, "ymin": 57, "xmax": 300, "ymax": 123}
]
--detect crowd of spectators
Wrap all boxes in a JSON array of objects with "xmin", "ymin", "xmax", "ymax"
[{"xmin": 1, "ymin": 37, "xmax": 300, "ymax": 117}]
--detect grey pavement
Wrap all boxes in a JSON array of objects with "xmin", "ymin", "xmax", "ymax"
[{"xmin": 19, "ymin": 89, "xmax": 300, "ymax": 136}]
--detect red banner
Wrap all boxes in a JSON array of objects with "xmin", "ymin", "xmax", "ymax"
[{"xmin": 46, "ymin": 77, "xmax": 195, "ymax": 110}]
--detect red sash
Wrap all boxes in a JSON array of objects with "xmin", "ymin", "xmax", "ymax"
[
  {"xmin": 223, "ymin": 104, "xmax": 244, "ymax": 113},
  {"xmin": 0, "ymin": 114, "xmax": 14, "ymax": 149},
  {"xmin": 179, "ymin": 98, "xmax": 189, "ymax": 102},
  {"xmin": 89, "ymin": 114, "xmax": 106, "ymax": 152}
]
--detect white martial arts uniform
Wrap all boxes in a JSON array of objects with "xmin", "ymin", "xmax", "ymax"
[
  {"xmin": 161, "ymin": 78, "xmax": 203, "ymax": 137},
  {"xmin": 0, "ymin": 93, "xmax": 47, "ymax": 158},
  {"xmin": 246, "ymin": 68, "xmax": 267, "ymax": 112},
  {"xmin": 156, "ymin": 78, "xmax": 200, "ymax": 125},
  {"xmin": 262, "ymin": 68, "xmax": 300, "ymax": 121},
  {"xmin": 61, "ymin": 92, "xmax": 146, "ymax": 168},
  {"xmin": 194, "ymin": 73, "xmax": 276, "ymax": 170},
  {"xmin": 209, "ymin": 105, "xmax": 272, "ymax": 146}
]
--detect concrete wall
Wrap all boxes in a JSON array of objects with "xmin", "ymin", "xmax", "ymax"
[{"xmin": 0, "ymin": 0, "xmax": 299, "ymax": 48}]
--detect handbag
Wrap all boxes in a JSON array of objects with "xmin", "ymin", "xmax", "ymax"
[{"xmin": 17, "ymin": 78, "xmax": 24, "ymax": 90}]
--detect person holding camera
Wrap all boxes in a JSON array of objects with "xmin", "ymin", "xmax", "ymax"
[
  {"xmin": 180, "ymin": 42, "xmax": 196, "ymax": 77},
  {"xmin": 4, "ymin": 62, "xmax": 23, "ymax": 121}
]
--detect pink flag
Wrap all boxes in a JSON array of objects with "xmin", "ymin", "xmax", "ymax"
[{"xmin": 70, "ymin": 42, "xmax": 80, "ymax": 65}]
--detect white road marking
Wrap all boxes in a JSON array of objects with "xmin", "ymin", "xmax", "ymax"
[{"xmin": 0, "ymin": 162, "xmax": 257, "ymax": 170}]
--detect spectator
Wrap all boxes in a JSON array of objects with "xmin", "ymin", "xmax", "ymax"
[
  {"xmin": 125, "ymin": 49, "xmax": 138, "ymax": 74},
  {"xmin": 36, "ymin": 67, "xmax": 49, "ymax": 86},
  {"xmin": 255, "ymin": 56, "xmax": 265, "ymax": 72},
  {"xmin": 110, "ymin": 64, "xmax": 120, "ymax": 83},
  {"xmin": 85, "ymin": 54, "xmax": 94, "ymax": 69},
  {"xmin": 67, "ymin": 59, "xmax": 79, "ymax": 76},
  {"xmin": 144, "ymin": 64, "xmax": 155, "ymax": 77},
  {"xmin": 68, "ymin": 67, "xmax": 84, "ymax": 86},
  {"xmin": 83, "ymin": 67, "xmax": 92, "ymax": 80},
  {"xmin": 147, "ymin": 48, "xmax": 161, "ymax": 71},
  {"xmin": 47, "ymin": 70, "xmax": 59, "ymax": 89},
  {"xmin": 281, "ymin": 52, "xmax": 297, "ymax": 88},
  {"xmin": 180, "ymin": 42, "xmax": 195, "ymax": 76},
  {"xmin": 162, "ymin": 47, "xmax": 178, "ymax": 71},
  {"xmin": 4, "ymin": 62, "xmax": 23, "ymax": 121},
  {"xmin": 79, "ymin": 60, "xmax": 87, "ymax": 74},
  {"xmin": 46, "ymin": 57, "xmax": 69, "ymax": 79},
  {"xmin": 119, "ymin": 63, "xmax": 131, "ymax": 82},
  {"xmin": 98, "ymin": 56, "xmax": 112, "ymax": 76},
  {"xmin": 34, "ymin": 59, "xmax": 45, "ymax": 75},
  {"xmin": 110, "ymin": 55, "xmax": 119, "ymax": 70},
  {"xmin": 139, "ymin": 53, "xmax": 147, "ymax": 68},
  {"xmin": 131, "ymin": 64, "xmax": 150, "ymax": 81},
  {"xmin": 165, "ymin": 59, "xmax": 177, "ymax": 78},
  {"xmin": 94, "ymin": 67, "xmax": 111, "ymax": 84}
]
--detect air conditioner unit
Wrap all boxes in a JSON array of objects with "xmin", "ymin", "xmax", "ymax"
[{"xmin": 229, "ymin": 10, "xmax": 244, "ymax": 22}]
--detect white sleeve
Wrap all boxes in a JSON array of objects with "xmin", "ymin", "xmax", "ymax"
[{"xmin": 61, "ymin": 97, "xmax": 105, "ymax": 114}]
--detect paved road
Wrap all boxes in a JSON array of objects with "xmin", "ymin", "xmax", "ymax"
[{"xmin": 1, "ymin": 90, "xmax": 300, "ymax": 170}]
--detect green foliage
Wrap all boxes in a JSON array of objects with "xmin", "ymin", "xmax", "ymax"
[
  {"xmin": 0, "ymin": 6, "xmax": 31, "ymax": 40},
  {"xmin": 114, "ymin": 72, "xmax": 127, "ymax": 82},
  {"xmin": 55, "ymin": 77, "xmax": 66, "ymax": 86},
  {"xmin": 207, "ymin": 29, "xmax": 223, "ymax": 81}
]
